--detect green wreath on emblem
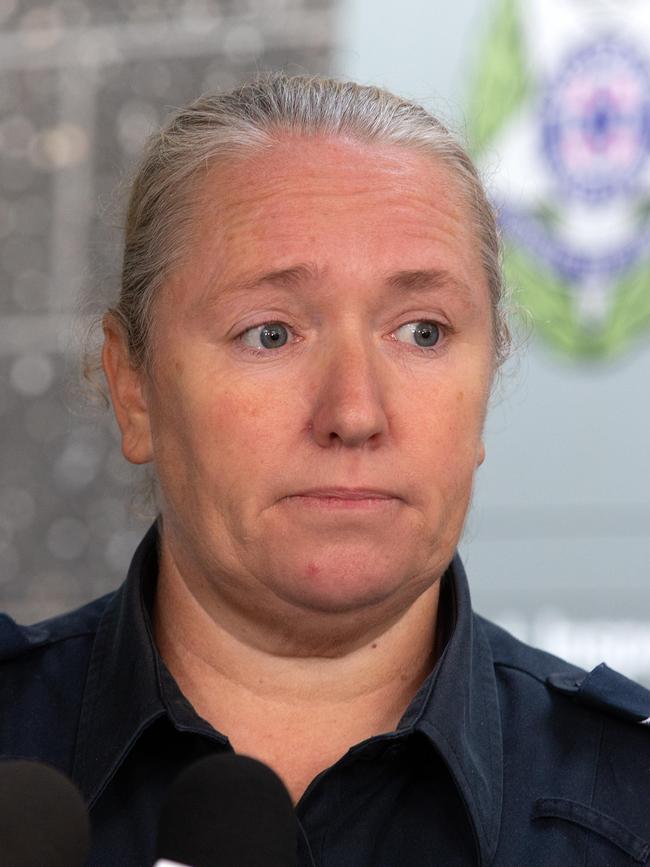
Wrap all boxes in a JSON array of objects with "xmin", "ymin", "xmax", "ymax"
[{"xmin": 466, "ymin": 0, "xmax": 650, "ymax": 360}]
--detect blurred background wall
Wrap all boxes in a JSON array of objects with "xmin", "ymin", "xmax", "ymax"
[{"xmin": 0, "ymin": 0, "xmax": 648, "ymax": 681}]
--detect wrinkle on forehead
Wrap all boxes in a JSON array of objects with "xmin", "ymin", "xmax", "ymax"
[
  {"xmin": 202, "ymin": 263, "xmax": 482, "ymax": 319},
  {"xmin": 194, "ymin": 134, "xmax": 464, "ymax": 221},
  {"xmin": 164, "ymin": 135, "xmax": 487, "ymax": 315}
]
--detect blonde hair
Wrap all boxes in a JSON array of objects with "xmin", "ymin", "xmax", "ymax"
[{"xmin": 108, "ymin": 72, "xmax": 510, "ymax": 370}]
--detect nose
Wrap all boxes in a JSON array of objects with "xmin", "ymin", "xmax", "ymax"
[{"xmin": 309, "ymin": 333, "xmax": 389, "ymax": 449}]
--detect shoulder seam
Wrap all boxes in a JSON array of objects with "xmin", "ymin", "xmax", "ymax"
[
  {"xmin": 0, "ymin": 628, "xmax": 97, "ymax": 663},
  {"xmin": 33, "ymin": 628, "xmax": 97, "ymax": 645},
  {"xmin": 492, "ymin": 660, "xmax": 548, "ymax": 687}
]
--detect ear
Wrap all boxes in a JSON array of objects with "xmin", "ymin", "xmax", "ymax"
[
  {"xmin": 102, "ymin": 315, "xmax": 153, "ymax": 465},
  {"xmin": 477, "ymin": 441, "xmax": 486, "ymax": 467}
]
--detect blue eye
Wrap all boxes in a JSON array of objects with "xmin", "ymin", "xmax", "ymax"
[
  {"xmin": 394, "ymin": 321, "xmax": 440, "ymax": 348},
  {"xmin": 241, "ymin": 322, "xmax": 290, "ymax": 350},
  {"xmin": 239, "ymin": 320, "xmax": 441, "ymax": 354}
]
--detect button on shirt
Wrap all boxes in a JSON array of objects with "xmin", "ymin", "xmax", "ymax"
[{"xmin": 0, "ymin": 523, "xmax": 648, "ymax": 866}]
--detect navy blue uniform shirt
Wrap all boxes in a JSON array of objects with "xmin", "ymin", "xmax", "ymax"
[{"xmin": 0, "ymin": 523, "xmax": 648, "ymax": 865}]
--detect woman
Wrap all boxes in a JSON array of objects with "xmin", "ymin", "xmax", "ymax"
[{"xmin": 1, "ymin": 74, "xmax": 648, "ymax": 866}]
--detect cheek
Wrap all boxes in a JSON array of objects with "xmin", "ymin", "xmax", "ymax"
[
  {"xmin": 397, "ymin": 377, "xmax": 487, "ymax": 505},
  {"xmin": 191, "ymin": 381, "xmax": 297, "ymax": 476},
  {"xmin": 403, "ymin": 377, "xmax": 486, "ymax": 448}
]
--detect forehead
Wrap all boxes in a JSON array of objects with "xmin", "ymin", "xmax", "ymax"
[{"xmin": 176, "ymin": 135, "xmax": 488, "ymax": 305}]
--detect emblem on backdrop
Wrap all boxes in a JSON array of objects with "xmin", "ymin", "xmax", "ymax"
[{"xmin": 467, "ymin": 0, "xmax": 650, "ymax": 359}]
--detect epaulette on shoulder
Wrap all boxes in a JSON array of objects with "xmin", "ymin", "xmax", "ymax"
[
  {"xmin": 547, "ymin": 662, "xmax": 650, "ymax": 726},
  {"xmin": 0, "ymin": 613, "xmax": 50, "ymax": 662},
  {"xmin": 480, "ymin": 617, "xmax": 650, "ymax": 727},
  {"xmin": 0, "ymin": 593, "xmax": 112, "ymax": 664}
]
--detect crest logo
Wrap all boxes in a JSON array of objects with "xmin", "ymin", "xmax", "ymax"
[{"xmin": 467, "ymin": 0, "xmax": 650, "ymax": 359}]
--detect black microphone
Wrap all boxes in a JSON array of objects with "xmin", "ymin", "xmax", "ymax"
[
  {"xmin": 0, "ymin": 759, "xmax": 90, "ymax": 866},
  {"xmin": 154, "ymin": 753, "xmax": 298, "ymax": 867}
]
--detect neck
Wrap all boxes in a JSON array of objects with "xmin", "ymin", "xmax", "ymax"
[
  {"xmin": 152, "ymin": 535, "xmax": 444, "ymax": 800},
  {"xmin": 154, "ymin": 544, "xmax": 442, "ymax": 702}
]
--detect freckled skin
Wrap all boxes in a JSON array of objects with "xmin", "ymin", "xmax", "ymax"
[{"xmin": 106, "ymin": 135, "xmax": 494, "ymax": 655}]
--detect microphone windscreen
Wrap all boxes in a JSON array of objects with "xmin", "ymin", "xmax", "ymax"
[
  {"xmin": 154, "ymin": 753, "xmax": 298, "ymax": 867},
  {"xmin": 0, "ymin": 760, "xmax": 90, "ymax": 866}
]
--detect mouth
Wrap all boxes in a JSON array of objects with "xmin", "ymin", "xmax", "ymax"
[
  {"xmin": 291, "ymin": 487, "xmax": 398, "ymax": 499},
  {"xmin": 283, "ymin": 487, "xmax": 401, "ymax": 510}
]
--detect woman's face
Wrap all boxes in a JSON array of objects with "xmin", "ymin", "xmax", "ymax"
[{"xmin": 106, "ymin": 135, "xmax": 494, "ymax": 628}]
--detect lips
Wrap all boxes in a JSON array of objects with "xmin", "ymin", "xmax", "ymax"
[{"xmin": 288, "ymin": 487, "xmax": 398, "ymax": 500}]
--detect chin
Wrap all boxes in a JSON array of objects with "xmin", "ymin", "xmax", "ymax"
[{"xmin": 269, "ymin": 549, "xmax": 420, "ymax": 615}]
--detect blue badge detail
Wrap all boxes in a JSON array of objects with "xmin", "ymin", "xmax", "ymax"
[
  {"xmin": 497, "ymin": 201, "xmax": 650, "ymax": 285},
  {"xmin": 542, "ymin": 38, "xmax": 650, "ymax": 203},
  {"xmin": 467, "ymin": 0, "xmax": 650, "ymax": 359},
  {"xmin": 547, "ymin": 662, "xmax": 650, "ymax": 725}
]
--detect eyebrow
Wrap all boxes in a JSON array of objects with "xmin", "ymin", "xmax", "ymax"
[
  {"xmin": 221, "ymin": 263, "xmax": 322, "ymax": 296},
  {"xmin": 218, "ymin": 263, "xmax": 477, "ymax": 307},
  {"xmin": 384, "ymin": 268, "xmax": 477, "ymax": 305}
]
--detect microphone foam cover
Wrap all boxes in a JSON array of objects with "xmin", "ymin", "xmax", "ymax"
[
  {"xmin": 155, "ymin": 753, "xmax": 298, "ymax": 867},
  {"xmin": 0, "ymin": 760, "xmax": 90, "ymax": 866}
]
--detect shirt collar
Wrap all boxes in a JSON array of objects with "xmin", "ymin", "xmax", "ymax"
[
  {"xmin": 72, "ymin": 526, "xmax": 502, "ymax": 863},
  {"xmin": 72, "ymin": 522, "xmax": 223, "ymax": 808},
  {"xmin": 402, "ymin": 554, "xmax": 504, "ymax": 866}
]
